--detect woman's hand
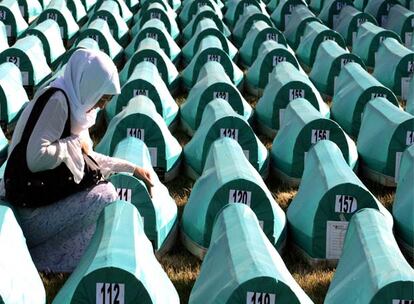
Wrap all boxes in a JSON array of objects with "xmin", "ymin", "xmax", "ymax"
[{"xmin": 133, "ymin": 166, "xmax": 154, "ymax": 197}]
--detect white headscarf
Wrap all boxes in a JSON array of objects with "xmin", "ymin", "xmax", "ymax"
[{"xmin": 51, "ymin": 49, "xmax": 121, "ymax": 135}]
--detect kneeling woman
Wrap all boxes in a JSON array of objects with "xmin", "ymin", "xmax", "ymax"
[{"xmin": 1, "ymin": 49, "xmax": 153, "ymax": 272}]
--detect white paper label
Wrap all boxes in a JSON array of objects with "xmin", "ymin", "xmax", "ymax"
[
  {"xmin": 21, "ymin": 72, "xmax": 29, "ymax": 86},
  {"xmin": 401, "ymin": 77, "xmax": 411, "ymax": 100},
  {"xmin": 96, "ymin": 283, "xmax": 125, "ymax": 304},
  {"xmin": 0, "ymin": 10, "xmax": 6, "ymax": 20},
  {"xmin": 19, "ymin": 6, "xmax": 24, "ymax": 16},
  {"xmin": 285, "ymin": 14, "xmax": 291, "ymax": 26},
  {"xmin": 150, "ymin": 12, "xmax": 161, "ymax": 19},
  {"xmin": 59, "ymin": 27, "xmax": 64, "ymax": 37},
  {"xmin": 341, "ymin": 57, "xmax": 354, "ymax": 67},
  {"xmin": 371, "ymin": 92, "xmax": 387, "ymax": 99},
  {"xmin": 326, "ymin": 221, "xmax": 349, "ymax": 259},
  {"xmin": 311, "ymin": 129, "xmax": 330, "ymax": 144},
  {"xmin": 47, "ymin": 12, "xmax": 58, "ymax": 21},
  {"xmin": 289, "ymin": 89, "xmax": 305, "ymax": 100},
  {"xmin": 213, "ymin": 91, "xmax": 229, "ymax": 101},
  {"xmin": 127, "ymin": 128, "xmax": 144, "ymax": 140},
  {"xmin": 395, "ymin": 152, "xmax": 403, "ymax": 182},
  {"xmin": 5, "ymin": 25, "xmax": 10, "ymax": 37},
  {"xmin": 392, "ymin": 300, "xmax": 414, "ymax": 304},
  {"xmin": 243, "ymin": 150, "xmax": 250, "ymax": 160},
  {"xmin": 144, "ymin": 57, "xmax": 157, "ymax": 65},
  {"xmin": 279, "ymin": 108, "xmax": 285, "ymax": 127},
  {"xmin": 266, "ymin": 32, "xmax": 278, "ymax": 42},
  {"xmin": 133, "ymin": 89, "xmax": 149, "ymax": 97},
  {"xmin": 220, "ymin": 128, "xmax": 239, "ymax": 141},
  {"xmin": 335, "ymin": 195, "xmax": 357, "ymax": 213},
  {"xmin": 381, "ymin": 15, "xmax": 388, "ymax": 27},
  {"xmin": 272, "ymin": 55, "xmax": 286, "ymax": 66},
  {"xmin": 117, "ymin": 188, "xmax": 132, "ymax": 202},
  {"xmin": 405, "ymin": 32, "xmax": 413, "ymax": 47},
  {"xmin": 146, "ymin": 32, "xmax": 158, "ymax": 40},
  {"xmin": 141, "ymin": 216, "xmax": 144, "ymax": 226},
  {"xmin": 352, "ymin": 31, "xmax": 357, "ymax": 45},
  {"xmin": 207, "ymin": 54, "xmax": 221, "ymax": 62},
  {"xmin": 229, "ymin": 189, "xmax": 252, "ymax": 206},
  {"xmin": 148, "ymin": 147, "xmax": 157, "ymax": 167},
  {"xmin": 7, "ymin": 56, "xmax": 20, "ymax": 67},
  {"xmin": 406, "ymin": 131, "xmax": 414, "ymax": 145},
  {"xmin": 333, "ymin": 15, "xmax": 340, "ymax": 29},
  {"xmin": 246, "ymin": 292, "xmax": 276, "ymax": 304},
  {"xmin": 258, "ymin": 221, "xmax": 264, "ymax": 230}
]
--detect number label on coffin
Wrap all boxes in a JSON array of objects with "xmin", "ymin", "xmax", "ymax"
[
  {"xmin": 7, "ymin": 56, "xmax": 20, "ymax": 67},
  {"xmin": 88, "ymin": 35, "xmax": 99, "ymax": 43},
  {"xmin": 220, "ymin": 128, "xmax": 239, "ymax": 140},
  {"xmin": 266, "ymin": 33, "xmax": 278, "ymax": 42},
  {"xmin": 371, "ymin": 92, "xmax": 387, "ymax": 99},
  {"xmin": 335, "ymin": 195, "xmax": 357, "ymax": 213},
  {"xmin": 127, "ymin": 128, "xmax": 144, "ymax": 140},
  {"xmin": 150, "ymin": 12, "xmax": 161, "ymax": 19},
  {"xmin": 144, "ymin": 57, "xmax": 157, "ymax": 65},
  {"xmin": 0, "ymin": 10, "xmax": 6, "ymax": 20},
  {"xmin": 289, "ymin": 89, "xmax": 305, "ymax": 101},
  {"xmin": 311, "ymin": 129, "xmax": 330, "ymax": 144},
  {"xmin": 146, "ymin": 32, "xmax": 158, "ymax": 40},
  {"xmin": 340, "ymin": 58, "xmax": 354, "ymax": 67},
  {"xmin": 229, "ymin": 190, "xmax": 252, "ymax": 206},
  {"xmin": 207, "ymin": 54, "xmax": 221, "ymax": 62},
  {"xmin": 392, "ymin": 300, "xmax": 414, "ymax": 304},
  {"xmin": 96, "ymin": 283, "xmax": 125, "ymax": 304},
  {"xmin": 117, "ymin": 188, "xmax": 132, "ymax": 202},
  {"xmin": 246, "ymin": 292, "xmax": 276, "ymax": 304},
  {"xmin": 133, "ymin": 89, "xmax": 149, "ymax": 97},
  {"xmin": 213, "ymin": 91, "xmax": 229, "ymax": 101},
  {"xmin": 46, "ymin": 12, "xmax": 58, "ymax": 21},
  {"xmin": 272, "ymin": 56, "xmax": 286, "ymax": 66}
]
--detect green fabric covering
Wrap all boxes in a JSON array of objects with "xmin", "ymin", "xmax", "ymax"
[
  {"xmin": 246, "ymin": 40, "xmax": 300, "ymax": 90},
  {"xmin": 109, "ymin": 137, "xmax": 177, "ymax": 251},
  {"xmin": 97, "ymin": 96, "xmax": 182, "ymax": 174},
  {"xmin": 232, "ymin": 5, "xmax": 272, "ymax": 47},
  {"xmin": 182, "ymin": 18, "xmax": 237, "ymax": 64},
  {"xmin": 182, "ymin": 137, "xmax": 287, "ymax": 252},
  {"xmin": 126, "ymin": 19, "xmax": 180, "ymax": 63},
  {"xmin": 80, "ymin": 0, "xmax": 96, "ymax": 12},
  {"xmin": 55, "ymin": 37, "xmax": 99, "ymax": 68},
  {"xmin": 37, "ymin": 0, "xmax": 79, "ymax": 41},
  {"xmin": 271, "ymin": 98, "xmax": 358, "ymax": 180},
  {"xmin": 89, "ymin": 0, "xmax": 129, "ymax": 46},
  {"xmin": 353, "ymin": 0, "xmax": 367, "ymax": 10},
  {"xmin": 352, "ymin": 22, "xmax": 401, "ymax": 67},
  {"xmin": 270, "ymin": 0, "xmax": 306, "ymax": 31},
  {"xmin": 52, "ymin": 201, "xmax": 180, "ymax": 304},
  {"xmin": 179, "ymin": 0, "xmax": 222, "ymax": 25},
  {"xmin": 287, "ymin": 140, "xmax": 392, "ymax": 261},
  {"xmin": 0, "ymin": 0, "xmax": 28, "ymax": 39},
  {"xmin": 283, "ymin": 5, "xmax": 321, "ymax": 49},
  {"xmin": 182, "ymin": 6, "xmax": 231, "ymax": 42},
  {"xmin": 224, "ymin": 0, "xmax": 265, "ymax": 28},
  {"xmin": 0, "ymin": 62, "xmax": 28, "ymax": 125},
  {"xmin": 325, "ymin": 208, "xmax": 413, "ymax": 304},
  {"xmin": 267, "ymin": 0, "xmax": 280, "ymax": 11},
  {"xmin": 0, "ymin": 35, "xmax": 51, "ymax": 86},
  {"xmin": 357, "ymin": 98, "xmax": 414, "ymax": 182},
  {"xmin": 0, "ymin": 203, "xmax": 46, "ymax": 304},
  {"xmin": 17, "ymin": 0, "xmax": 41, "ymax": 23},
  {"xmin": 106, "ymin": 61, "xmax": 178, "ymax": 126},
  {"xmin": 184, "ymin": 99, "xmax": 268, "ymax": 178},
  {"xmin": 317, "ymin": 0, "xmax": 353, "ymax": 28},
  {"xmin": 333, "ymin": 6, "xmax": 377, "ymax": 46},
  {"xmin": 364, "ymin": 0, "xmax": 398, "ymax": 27},
  {"xmin": 91, "ymin": 0, "xmax": 132, "ymax": 24},
  {"xmin": 256, "ymin": 62, "xmax": 329, "ymax": 135},
  {"xmin": 25, "ymin": 19, "xmax": 65, "ymax": 65},
  {"xmin": 309, "ymin": 40, "xmax": 365, "ymax": 95},
  {"xmin": 372, "ymin": 38, "xmax": 414, "ymax": 99},
  {"xmin": 240, "ymin": 20, "xmax": 287, "ymax": 66},
  {"xmin": 407, "ymin": 77, "xmax": 414, "ymax": 114},
  {"xmin": 393, "ymin": 145, "xmax": 414, "ymax": 252},
  {"xmin": 181, "ymin": 35, "xmax": 243, "ymax": 89},
  {"xmin": 296, "ymin": 21, "xmax": 346, "ymax": 68},
  {"xmin": 142, "ymin": 0, "xmax": 180, "ymax": 12},
  {"xmin": 331, "ymin": 62, "xmax": 399, "ymax": 138},
  {"xmin": 141, "ymin": 0, "xmax": 176, "ymax": 21},
  {"xmin": 133, "ymin": 3, "xmax": 179, "ymax": 41},
  {"xmin": 385, "ymin": 4, "xmax": 413, "ymax": 47},
  {"xmin": 66, "ymin": 0, "xmax": 86, "ymax": 23},
  {"xmin": 181, "ymin": 61, "xmax": 252, "ymax": 134},
  {"xmin": 77, "ymin": 18, "xmax": 123, "ymax": 61},
  {"xmin": 0, "ymin": 22, "xmax": 8, "ymax": 53},
  {"xmin": 119, "ymin": 38, "xmax": 179, "ymax": 92},
  {"xmin": 309, "ymin": 0, "xmax": 324, "ymax": 12},
  {"xmin": 190, "ymin": 203, "xmax": 313, "ymax": 304}
]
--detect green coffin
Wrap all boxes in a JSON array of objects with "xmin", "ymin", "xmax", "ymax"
[
  {"xmin": 240, "ymin": 20, "xmax": 287, "ymax": 66},
  {"xmin": 256, "ymin": 62, "xmax": 329, "ymax": 137},
  {"xmin": 142, "ymin": 0, "xmax": 181, "ymax": 11},
  {"xmin": 317, "ymin": 0, "xmax": 353, "ymax": 28},
  {"xmin": 65, "ymin": 0, "xmax": 86, "ymax": 24},
  {"xmin": 179, "ymin": 0, "xmax": 222, "ymax": 26},
  {"xmin": 106, "ymin": 61, "xmax": 178, "ymax": 127},
  {"xmin": 0, "ymin": 62, "xmax": 28, "ymax": 125},
  {"xmin": 0, "ymin": 0, "xmax": 28, "ymax": 41},
  {"xmin": 407, "ymin": 77, "xmax": 414, "ymax": 114},
  {"xmin": 52, "ymin": 201, "xmax": 180, "ymax": 304},
  {"xmin": 357, "ymin": 97, "xmax": 414, "ymax": 186},
  {"xmin": 385, "ymin": 5, "xmax": 413, "ymax": 48},
  {"xmin": 271, "ymin": 98, "xmax": 358, "ymax": 185},
  {"xmin": 97, "ymin": 96, "xmax": 182, "ymax": 182},
  {"xmin": 352, "ymin": 22, "xmax": 401, "ymax": 67},
  {"xmin": 17, "ymin": 0, "xmax": 41, "ymax": 24},
  {"xmin": 372, "ymin": 37, "xmax": 414, "ymax": 99},
  {"xmin": 182, "ymin": 6, "xmax": 231, "ymax": 42},
  {"xmin": 0, "ymin": 22, "xmax": 8, "ymax": 54},
  {"xmin": 108, "ymin": 137, "xmax": 178, "ymax": 254},
  {"xmin": 331, "ymin": 62, "xmax": 399, "ymax": 138},
  {"xmin": 77, "ymin": 18, "xmax": 123, "ymax": 61},
  {"xmin": 125, "ymin": 19, "xmax": 180, "ymax": 64},
  {"xmin": 333, "ymin": 6, "xmax": 377, "ymax": 46},
  {"xmin": 182, "ymin": 18, "xmax": 237, "ymax": 64},
  {"xmin": 89, "ymin": 0, "xmax": 129, "ymax": 47},
  {"xmin": 270, "ymin": 0, "xmax": 307, "ymax": 31},
  {"xmin": 184, "ymin": 99, "xmax": 268, "ymax": 179},
  {"xmin": 181, "ymin": 137, "xmax": 287, "ymax": 259},
  {"xmin": 325, "ymin": 209, "xmax": 413, "ymax": 304},
  {"xmin": 119, "ymin": 38, "xmax": 179, "ymax": 93},
  {"xmin": 181, "ymin": 61, "xmax": 252, "ymax": 135},
  {"xmin": 25, "ymin": 19, "xmax": 65, "ymax": 66},
  {"xmin": 246, "ymin": 40, "xmax": 300, "ymax": 94},
  {"xmin": 189, "ymin": 203, "xmax": 313, "ymax": 304},
  {"xmin": 233, "ymin": 5, "xmax": 272, "ymax": 47},
  {"xmin": 309, "ymin": 40, "xmax": 366, "ymax": 95},
  {"xmin": 141, "ymin": 0, "xmax": 176, "ymax": 19},
  {"xmin": 393, "ymin": 145, "xmax": 414, "ymax": 255},
  {"xmin": 36, "ymin": 0, "xmax": 79, "ymax": 43},
  {"xmin": 0, "ymin": 203, "xmax": 46, "ymax": 304},
  {"xmin": 90, "ymin": 0, "xmax": 132, "ymax": 24},
  {"xmin": 55, "ymin": 37, "xmax": 99, "ymax": 69},
  {"xmin": 0, "ymin": 35, "xmax": 51, "ymax": 86},
  {"xmin": 224, "ymin": 0, "xmax": 266, "ymax": 28},
  {"xmin": 296, "ymin": 21, "xmax": 346, "ymax": 68},
  {"xmin": 284, "ymin": 5, "xmax": 321, "ymax": 49},
  {"xmin": 364, "ymin": 0, "xmax": 398, "ymax": 27},
  {"xmin": 181, "ymin": 35, "xmax": 244, "ymax": 89},
  {"xmin": 287, "ymin": 140, "xmax": 392, "ymax": 264}
]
